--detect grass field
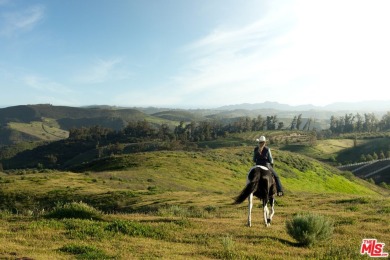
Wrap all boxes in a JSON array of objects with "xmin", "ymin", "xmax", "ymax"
[
  {"xmin": 1, "ymin": 147, "xmax": 389, "ymax": 259},
  {"xmin": 8, "ymin": 119, "xmax": 69, "ymax": 141},
  {"xmin": 1, "ymin": 192, "xmax": 389, "ymax": 259}
]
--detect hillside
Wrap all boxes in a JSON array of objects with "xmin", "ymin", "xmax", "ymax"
[
  {"xmin": 0, "ymin": 104, "xmax": 145, "ymax": 123},
  {"xmin": 0, "ymin": 104, "xmax": 178, "ymax": 146},
  {"xmin": 0, "ymin": 147, "xmax": 389, "ymax": 259},
  {"xmin": 2, "ymin": 147, "xmax": 383, "ymax": 214},
  {"xmin": 339, "ymin": 159, "xmax": 390, "ymax": 184},
  {"xmin": 2, "ymin": 103, "xmax": 389, "ymax": 149},
  {"xmin": 152, "ymin": 110, "xmax": 207, "ymax": 122}
]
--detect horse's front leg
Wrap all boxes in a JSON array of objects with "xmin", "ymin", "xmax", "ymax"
[
  {"xmin": 247, "ymin": 193, "xmax": 253, "ymax": 227},
  {"xmin": 263, "ymin": 199, "xmax": 270, "ymax": 227}
]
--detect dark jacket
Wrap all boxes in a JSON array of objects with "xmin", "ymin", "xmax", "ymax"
[{"xmin": 253, "ymin": 146, "xmax": 273, "ymax": 166}]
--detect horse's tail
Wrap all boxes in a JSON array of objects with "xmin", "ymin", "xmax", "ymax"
[{"xmin": 234, "ymin": 168, "xmax": 261, "ymax": 204}]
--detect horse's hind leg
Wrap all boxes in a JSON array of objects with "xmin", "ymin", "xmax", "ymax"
[
  {"xmin": 247, "ymin": 193, "xmax": 253, "ymax": 227},
  {"xmin": 263, "ymin": 199, "xmax": 270, "ymax": 227},
  {"xmin": 268, "ymin": 198, "xmax": 275, "ymax": 225}
]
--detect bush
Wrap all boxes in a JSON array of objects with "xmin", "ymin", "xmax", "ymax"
[
  {"xmin": 45, "ymin": 202, "xmax": 103, "ymax": 220},
  {"xmin": 286, "ymin": 213, "xmax": 334, "ymax": 247},
  {"xmin": 59, "ymin": 244, "xmax": 110, "ymax": 259},
  {"xmin": 105, "ymin": 220, "xmax": 166, "ymax": 239}
]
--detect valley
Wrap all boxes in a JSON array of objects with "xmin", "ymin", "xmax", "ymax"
[{"xmin": 0, "ymin": 104, "xmax": 389, "ymax": 259}]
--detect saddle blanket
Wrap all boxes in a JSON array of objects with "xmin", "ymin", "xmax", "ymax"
[{"xmin": 248, "ymin": 165, "xmax": 268, "ymax": 174}]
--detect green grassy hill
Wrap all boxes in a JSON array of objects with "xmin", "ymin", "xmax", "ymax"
[
  {"xmin": 0, "ymin": 104, "xmax": 181, "ymax": 146},
  {"xmin": 8, "ymin": 121, "xmax": 69, "ymax": 141},
  {"xmin": 336, "ymin": 137, "xmax": 390, "ymax": 164},
  {"xmin": 152, "ymin": 110, "xmax": 207, "ymax": 122},
  {"xmin": 1, "ymin": 147, "xmax": 385, "ymax": 213},
  {"xmin": 0, "ymin": 147, "xmax": 389, "ymax": 259}
]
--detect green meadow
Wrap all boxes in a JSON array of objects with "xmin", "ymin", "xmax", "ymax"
[{"xmin": 1, "ymin": 146, "xmax": 389, "ymax": 259}]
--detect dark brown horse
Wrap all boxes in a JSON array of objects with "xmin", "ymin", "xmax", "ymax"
[{"xmin": 234, "ymin": 166, "xmax": 276, "ymax": 227}]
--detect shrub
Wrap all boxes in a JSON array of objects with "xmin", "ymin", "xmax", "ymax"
[
  {"xmin": 214, "ymin": 235, "xmax": 237, "ymax": 260},
  {"xmin": 105, "ymin": 219, "xmax": 166, "ymax": 239},
  {"xmin": 63, "ymin": 219, "xmax": 107, "ymax": 240},
  {"xmin": 59, "ymin": 244, "xmax": 110, "ymax": 259},
  {"xmin": 45, "ymin": 202, "xmax": 103, "ymax": 220},
  {"xmin": 286, "ymin": 213, "xmax": 334, "ymax": 247}
]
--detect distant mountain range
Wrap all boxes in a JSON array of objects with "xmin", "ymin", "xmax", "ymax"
[{"xmin": 217, "ymin": 100, "xmax": 390, "ymax": 112}]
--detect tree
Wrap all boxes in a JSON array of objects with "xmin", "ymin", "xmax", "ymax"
[
  {"xmin": 344, "ymin": 113, "xmax": 355, "ymax": 133},
  {"xmin": 46, "ymin": 154, "xmax": 57, "ymax": 164},
  {"xmin": 302, "ymin": 118, "xmax": 312, "ymax": 131},
  {"xmin": 296, "ymin": 114, "xmax": 303, "ymax": 130},
  {"xmin": 157, "ymin": 123, "xmax": 172, "ymax": 141},
  {"xmin": 266, "ymin": 116, "xmax": 277, "ymax": 130},
  {"xmin": 290, "ymin": 116, "xmax": 297, "ymax": 130},
  {"xmin": 174, "ymin": 121, "xmax": 187, "ymax": 141},
  {"xmin": 355, "ymin": 113, "xmax": 364, "ymax": 132},
  {"xmin": 379, "ymin": 112, "xmax": 390, "ymax": 131},
  {"xmin": 252, "ymin": 115, "xmax": 264, "ymax": 131},
  {"xmin": 329, "ymin": 116, "xmax": 338, "ymax": 133},
  {"xmin": 363, "ymin": 113, "xmax": 378, "ymax": 132}
]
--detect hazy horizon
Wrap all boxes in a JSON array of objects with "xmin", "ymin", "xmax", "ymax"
[{"xmin": 1, "ymin": 99, "xmax": 389, "ymax": 112}]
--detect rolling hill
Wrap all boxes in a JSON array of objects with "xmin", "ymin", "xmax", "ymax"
[
  {"xmin": 0, "ymin": 104, "xmax": 179, "ymax": 146},
  {"xmin": 0, "ymin": 124, "xmax": 389, "ymax": 259},
  {"xmin": 0, "ymin": 146, "xmax": 389, "ymax": 259},
  {"xmin": 1, "ymin": 146, "xmax": 386, "ymax": 214}
]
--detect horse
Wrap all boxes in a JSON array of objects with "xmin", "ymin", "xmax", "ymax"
[{"xmin": 234, "ymin": 165, "xmax": 276, "ymax": 227}]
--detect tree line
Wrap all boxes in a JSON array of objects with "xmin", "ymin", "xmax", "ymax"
[
  {"xmin": 68, "ymin": 111, "xmax": 390, "ymax": 143},
  {"xmin": 68, "ymin": 115, "xmax": 289, "ymax": 143},
  {"xmin": 329, "ymin": 112, "xmax": 390, "ymax": 134}
]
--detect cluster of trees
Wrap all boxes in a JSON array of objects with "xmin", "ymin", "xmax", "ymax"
[
  {"xmin": 360, "ymin": 150, "xmax": 390, "ymax": 162},
  {"xmin": 329, "ymin": 112, "xmax": 390, "ymax": 134},
  {"xmin": 67, "ymin": 111, "xmax": 390, "ymax": 144},
  {"xmin": 68, "ymin": 115, "xmax": 293, "ymax": 143}
]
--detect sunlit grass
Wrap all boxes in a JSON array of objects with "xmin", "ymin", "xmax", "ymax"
[
  {"xmin": 0, "ymin": 147, "xmax": 389, "ymax": 259},
  {"xmin": 8, "ymin": 121, "xmax": 68, "ymax": 141},
  {"xmin": 1, "ymin": 191, "xmax": 388, "ymax": 259}
]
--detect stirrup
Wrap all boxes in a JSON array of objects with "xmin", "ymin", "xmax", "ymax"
[{"xmin": 277, "ymin": 191, "xmax": 284, "ymax": 196}]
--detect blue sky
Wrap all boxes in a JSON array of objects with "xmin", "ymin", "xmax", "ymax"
[{"xmin": 1, "ymin": 0, "xmax": 390, "ymax": 108}]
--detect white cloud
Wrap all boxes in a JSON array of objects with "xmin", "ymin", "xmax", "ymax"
[
  {"xmin": 167, "ymin": 7, "xmax": 293, "ymax": 107},
  {"xmin": 0, "ymin": 5, "xmax": 45, "ymax": 36},
  {"xmin": 75, "ymin": 58, "xmax": 131, "ymax": 84},
  {"xmin": 23, "ymin": 75, "xmax": 73, "ymax": 95},
  {"xmin": 166, "ymin": 0, "xmax": 390, "ymax": 107}
]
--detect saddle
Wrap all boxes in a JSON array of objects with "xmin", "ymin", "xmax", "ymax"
[{"xmin": 251, "ymin": 165, "xmax": 277, "ymax": 197}]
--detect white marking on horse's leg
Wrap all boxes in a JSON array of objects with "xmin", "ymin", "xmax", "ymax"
[
  {"xmin": 269, "ymin": 198, "xmax": 275, "ymax": 224},
  {"xmin": 248, "ymin": 193, "xmax": 253, "ymax": 227},
  {"xmin": 263, "ymin": 203, "xmax": 269, "ymax": 227}
]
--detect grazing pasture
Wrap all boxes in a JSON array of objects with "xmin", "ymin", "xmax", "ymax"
[{"xmin": 0, "ymin": 147, "xmax": 389, "ymax": 259}]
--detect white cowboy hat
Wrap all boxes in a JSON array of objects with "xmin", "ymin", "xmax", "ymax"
[{"xmin": 256, "ymin": 136, "xmax": 266, "ymax": 142}]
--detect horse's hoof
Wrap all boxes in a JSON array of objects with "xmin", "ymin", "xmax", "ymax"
[{"xmin": 267, "ymin": 218, "xmax": 271, "ymax": 224}]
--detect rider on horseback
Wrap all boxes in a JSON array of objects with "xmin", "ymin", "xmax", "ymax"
[{"xmin": 253, "ymin": 135, "xmax": 284, "ymax": 196}]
